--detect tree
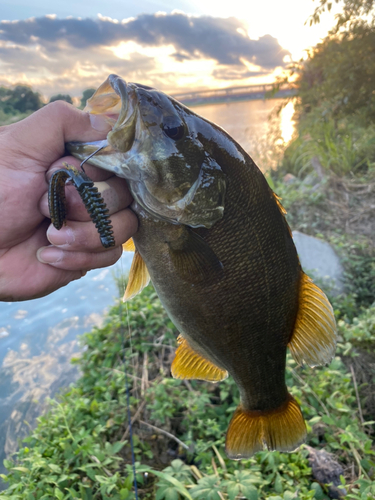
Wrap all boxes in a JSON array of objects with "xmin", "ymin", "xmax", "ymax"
[
  {"xmin": 296, "ymin": 24, "xmax": 375, "ymax": 121},
  {"xmin": 0, "ymin": 85, "xmax": 44, "ymax": 114},
  {"xmin": 308, "ymin": 0, "xmax": 375, "ymax": 32},
  {"xmin": 80, "ymin": 88, "xmax": 96, "ymax": 109},
  {"xmin": 49, "ymin": 94, "xmax": 73, "ymax": 104}
]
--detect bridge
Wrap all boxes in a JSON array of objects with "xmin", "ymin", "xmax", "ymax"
[{"xmin": 171, "ymin": 83, "xmax": 294, "ymax": 106}]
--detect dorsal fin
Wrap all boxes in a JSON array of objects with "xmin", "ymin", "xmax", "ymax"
[
  {"xmin": 171, "ymin": 335, "xmax": 228, "ymax": 382},
  {"xmin": 288, "ymin": 272, "xmax": 337, "ymax": 367},
  {"xmin": 123, "ymin": 249, "xmax": 150, "ymax": 302},
  {"xmin": 273, "ymin": 192, "xmax": 287, "ymax": 215},
  {"xmin": 272, "ymin": 191, "xmax": 293, "ymax": 237}
]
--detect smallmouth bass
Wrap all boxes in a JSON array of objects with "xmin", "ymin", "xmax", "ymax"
[{"xmin": 67, "ymin": 75, "xmax": 337, "ymax": 459}]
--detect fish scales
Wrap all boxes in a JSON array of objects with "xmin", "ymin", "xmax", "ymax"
[
  {"xmin": 133, "ymin": 141, "xmax": 299, "ymax": 412},
  {"xmin": 66, "ymin": 74, "xmax": 337, "ymax": 459}
]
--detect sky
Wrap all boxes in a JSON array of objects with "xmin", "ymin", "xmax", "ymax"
[{"xmin": 0, "ymin": 0, "xmax": 341, "ymax": 99}]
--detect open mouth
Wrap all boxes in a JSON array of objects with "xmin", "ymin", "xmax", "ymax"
[{"xmin": 85, "ymin": 75, "xmax": 138, "ymax": 155}]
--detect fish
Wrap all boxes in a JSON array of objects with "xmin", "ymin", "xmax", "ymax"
[{"xmin": 67, "ymin": 74, "xmax": 337, "ymax": 459}]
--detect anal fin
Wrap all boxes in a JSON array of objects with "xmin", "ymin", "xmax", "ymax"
[
  {"xmin": 123, "ymin": 249, "xmax": 150, "ymax": 302},
  {"xmin": 225, "ymin": 394, "xmax": 307, "ymax": 459},
  {"xmin": 171, "ymin": 335, "xmax": 228, "ymax": 382},
  {"xmin": 288, "ymin": 272, "xmax": 337, "ymax": 367}
]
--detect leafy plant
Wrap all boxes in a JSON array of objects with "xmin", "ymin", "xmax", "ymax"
[{"xmin": 0, "ymin": 283, "xmax": 374, "ymax": 499}]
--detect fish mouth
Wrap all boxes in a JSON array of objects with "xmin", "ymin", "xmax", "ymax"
[
  {"xmin": 67, "ymin": 75, "xmax": 139, "ymax": 177},
  {"xmin": 99, "ymin": 75, "xmax": 138, "ymax": 155},
  {"xmin": 68, "ymin": 74, "xmax": 226, "ymax": 228}
]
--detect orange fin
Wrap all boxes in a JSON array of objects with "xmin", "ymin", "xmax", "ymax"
[
  {"xmin": 123, "ymin": 238, "xmax": 136, "ymax": 252},
  {"xmin": 288, "ymin": 272, "xmax": 337, "ymax": 367},
  {"xmin": 171, "ymin": 335, "xmax": 228, "ymax": 382},
  {"xmin": 273, "ymin": 192, "xmax": 287, "ymax": 215},
  {"xmin": 123, "ymin": 250, "xmax": 150, "ymax": 302},
  {"xmin": 225, "ymin": 394, "xmax": 306, "ymax": 459}
]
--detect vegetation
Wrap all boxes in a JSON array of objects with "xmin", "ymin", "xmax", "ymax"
[
  {"xmin": 0, "ymin": 85, "xmax": 44, "ymax": 125},
  {"xmin": 49, "ymin": 94, "xmax": 74, "ymax": 105},
  {"xmin": 269, "ymin": 0, "xmax": 375, "ymax": 320},
  {"xmin": 80, "ymin": 89, "xmax": 96, "ymax": 109},
  {"xmin": 278, "ymin": 0, "xmax": 375, "ymax": 173},
  {"xmin": 0, "ymin": 86, "xmax": 96, "ymax": 125},
  {"xmin": 0, "ymin": 285, "xmax": 374, "ymax": 500},
  {"xmin": 308, "ymin": 0, "xmax": 375, "ymax": 31}
]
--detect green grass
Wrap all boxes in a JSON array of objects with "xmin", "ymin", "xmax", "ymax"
[{"xmin": 0, "ymin": 285, "xmax": 374, "ymax": 499}]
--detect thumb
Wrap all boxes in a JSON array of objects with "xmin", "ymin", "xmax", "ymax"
[{"xmin": 6, "ymin": 100, "xmax": 111, "ymax": 167}]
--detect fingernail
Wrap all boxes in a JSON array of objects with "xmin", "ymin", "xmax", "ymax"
[
  {"xmin": 37, "ymin": 246, "xmax": 64, "ymax": 264},
  {"xmin": 47, "ymin": 224, "xmax": 75, "ymax": 246},
  {"xmin": 89, "ymin": 114, "xmax": 111, "ymax": 132}
]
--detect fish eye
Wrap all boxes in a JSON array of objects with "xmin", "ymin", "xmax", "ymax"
[{"xmin": 162, "ymin": 117, "xmax": 185, "ymax": 141}]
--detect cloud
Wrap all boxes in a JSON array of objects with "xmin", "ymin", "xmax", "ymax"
[
  {"xmin": 0, "ymin": 13, "xmax": 289, "ymax": 96},
  {"xmin": 0, "ymin": 13, "xmax": 289, "ymax": 68}
]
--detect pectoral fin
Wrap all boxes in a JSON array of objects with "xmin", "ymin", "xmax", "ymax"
[
  {"xmin": 123, "ymin": 249, "xmax": 150, "ymax": 302},
  {"xmin": 123, "ymin": 238, "xmax": 136, "ymax": 252},
  {"xmin": 171, "ymin": 335, "xmax": 228, "ymax": 382},
  {"xmin": 288, "ymin": 272, "xmax": 337, "ymax": 367},
  {"xmin": 168, "ymin": 228, "xmax": 223, "ymax": 283}
]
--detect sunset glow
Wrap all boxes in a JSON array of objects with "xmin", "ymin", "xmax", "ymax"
[{"xmin": 0, "ymin": 1, "xmax": 342, "ymax": 99}]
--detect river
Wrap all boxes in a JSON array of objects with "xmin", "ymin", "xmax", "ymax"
[{"xmin": 0, "ymin": 97, "xmax": 294, "ymax": 478}]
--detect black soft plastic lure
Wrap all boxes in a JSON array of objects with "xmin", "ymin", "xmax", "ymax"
[{"xmin": 48, "ymin": 163, "xmax": 115, "ymax": 248}]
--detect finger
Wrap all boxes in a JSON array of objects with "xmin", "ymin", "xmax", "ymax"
[
  {"xmin": 0, "ymin": 222, "xmax": 84, "ymax": 301},
  {"xmin": 6, "ymin": 101, "xmax": 111, "ymax": 167},
  {"xmin": 39, "ymin": 175, "xmax": 133, "ymax": 221},
  {"xmin": 46, "ymin": 208, "xmax": 138, "ymax": 251},
  {"xmin": 37, "ymin": 244, "xmax": 123, "ymax": 271}
]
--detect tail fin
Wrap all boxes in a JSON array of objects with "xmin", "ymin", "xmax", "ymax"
[{"xmin": 225, "ymin": 394, "xmax": 306, "ymax": 459}]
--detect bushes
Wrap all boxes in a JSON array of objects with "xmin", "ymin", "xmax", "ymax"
[{"xmin": 296, "ymin": 26, "xmax": 375, "ymax": 123}]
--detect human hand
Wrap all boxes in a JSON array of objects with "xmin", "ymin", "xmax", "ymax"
[{"xmin": 0, "ymin": 101, "xmax": 138, "ymax": 301}]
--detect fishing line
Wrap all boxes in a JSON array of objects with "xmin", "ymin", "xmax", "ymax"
[
  {"xmin": 79, "ymin": 143, "xmax": 106, "ymax": 172},
  {"xmin": 118, "ymin": 257, "xmax": 139, "ymax": 499},
  {"xmin": 79, "ymin": 146, "xmax": 139, "ymax": 496}
]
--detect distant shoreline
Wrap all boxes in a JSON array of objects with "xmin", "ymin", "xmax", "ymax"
[{"xmin": 172, "ymin": 85, "xmax": 295, "ymax": 107}]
